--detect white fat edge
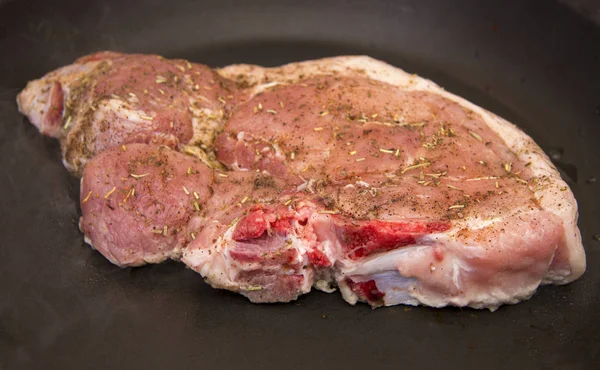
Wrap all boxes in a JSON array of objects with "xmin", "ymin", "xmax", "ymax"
[
  {"xmin": 285, "ymin": 232, "xmax": 315, "ymax": 293},
  {"xmin": 539, "ymin": 245, "xmax": 571, "ymax": 285},
  {"xmin": 248, "ymin": 81, "xmax": 280, "ymax": 98},
  {"xmin": 181, "ymin": 222, "xmax": 239, "ymax": 290},
  {"xmin": 407, "ymin": 255, "xmax": 539, "ymax": 310},
  {"xmin": 355, "ymin": 180, "xmax": 370, "ymax": 188},
  {"xmin": 442, "ymin": 283, "xmax": 538, "ymax": 311},
  {"xmin": 203, "ymin": 248, "xmax": 240, "ymax": 292},
  {"xmin": 17, "ymin": 79, "xmax": 53, "ymax": 130},
  {"xmin": 306, "ymin": 212, "xmax": 341, "ymax": 268},
  {"xmin": 143, "ymin": 250, "xmax": 175, "ymax": 265},
  {"xmin": 368, "ymin": 267, "xmax": 480, "ymax": 310},
  {"xmin": 338, "ymin": 245, "xmax": 431, "ymax": 277},
  {"xmin": 545, "ymin": 228, "xmax": 583, "ymax": 284},
  {"xmin": 18, "ymin": 62, "xmax": 90, "ymax": 109},
  {"xmin": 213, "ymin": 223, "xmax": 241, "ymax": 282},
  {"xmin": 300, "ymin": 268, "xmax": 315, "ymax": 294},
  {"xmin": 19, "ymin": 61, "xmax": 101, "ymax": 131},
  {"xmin": 320, "ymin": 234, "xmax": 340, "ymax": 267},
  {"xmin": 365, "ymin": 271, "xmax": 420, "ymax": 307},
  {"xmin": 336, "ymin": 277, "xmax": 359, "ymax": 305},
  {"xmin": 168, "ymin": 246, "xmax": 184, "ymax": 261},
  {"xmin": 83, "ymin": 233, "xmax": 94, "ymax": 249},
  {"xmin": 181, "ymin": 244, "xmax": 216, "ymax": 276},
  {"xmin": 425, "ymin": 229, "xmax": 547, "ymax": 309}
]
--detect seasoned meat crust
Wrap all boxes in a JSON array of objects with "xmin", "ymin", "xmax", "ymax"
[
  {"xmin": 18, "ymin": 53, "xmax": 585, "ymax": 310},
  {"xmin": 18, "ymin": 51, "xmax": 234, "ymax": 174}
]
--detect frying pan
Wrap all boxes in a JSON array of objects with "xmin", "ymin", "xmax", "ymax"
[{"xmin": 0, "ymin": 0, "xmax": 599, "ymax": 369}]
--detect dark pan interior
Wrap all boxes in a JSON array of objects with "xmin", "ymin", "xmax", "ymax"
[{"xmin": 0, "ymin": 0, "xmax": 599, "ymax": 369}]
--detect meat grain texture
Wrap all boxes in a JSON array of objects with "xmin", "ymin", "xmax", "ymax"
[{"xmin": 17, "ymin": 52, "xmax": 586, "ymax": 310}]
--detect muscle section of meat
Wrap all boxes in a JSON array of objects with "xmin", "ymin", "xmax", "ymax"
[
  {"xmin": 18, "ymin": 53, "xmax": 586, "ymax": 310},
  {"xmin": 81, "ymin": 143, "xmax": 574, "ymax": 309},
  {"xmin": 217, "ymin": 57, "xmax": 584, "ymax": 287},
  {"xmin": 17, "ymin": 51, "xmax": 235, "ymax": 174},
  {"xmin": 81, "ymin": 144, "xmax": 336, "ymax": 301}
]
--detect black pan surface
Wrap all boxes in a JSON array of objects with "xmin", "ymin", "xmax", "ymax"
[{"xmin": 1, "ymin": 0, "xmax": 599, "ymax": 369}]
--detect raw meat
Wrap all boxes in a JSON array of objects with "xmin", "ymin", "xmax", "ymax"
[
  {"xmin": 80, "ymin": 144, "xmax": 332, "ymax": 302},
  {"xmin": 17, "ymin": 51, "xmax": 235, "ymax": 174},
  {"xmin": 18, "ymin": 53, "xmax": 586, "ymax": 310}
]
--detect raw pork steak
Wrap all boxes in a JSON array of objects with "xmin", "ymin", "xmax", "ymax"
[{"xmin": 18, "ymin": 53, "xmax": 586, "ymax": 310}]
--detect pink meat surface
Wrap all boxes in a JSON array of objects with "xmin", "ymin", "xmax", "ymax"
[
  {"xmin": 19, "ymin": 53, "xmax": 586, "ymax": 310},
  {"xmin": 81, "ymin": 144, "xmax": 336, "ymax": 302},
  {"xmin": 80, "ymin": 144, "xmax": 213, "ymax": 266},
  {"xmin": 17, "ymin": 51, "xmax": 235, "ymax": 174},
  {"xmin": 81, "ymin": 142, "xmax": 576, "ymax": 309}
]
